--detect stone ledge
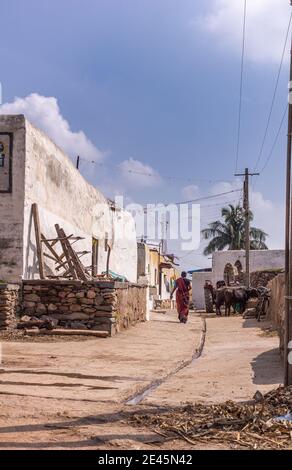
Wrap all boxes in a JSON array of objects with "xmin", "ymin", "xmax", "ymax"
[{"xmin": 0, "ymin": 283, "xmax": 21, "ymax": 291}]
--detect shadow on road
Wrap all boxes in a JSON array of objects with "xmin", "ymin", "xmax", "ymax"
[
  {"xmin": 0, "ymin": 406, "xmax": 170, "ymax": 449},
  {"xmin": 251, "ymin": 348, "xmax": 283, "ymax": 386}
]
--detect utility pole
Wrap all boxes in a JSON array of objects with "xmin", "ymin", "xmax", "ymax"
[
  {"xmin": 76, "ymin": 155, "xmax": 80, "ymax": 170},
  {"xmin": 235, "ymin": 168, "xmax": 259, "ymax": 288},
  {"xmin": 284, "ymin": 3, "xmax": 292, "ymax": 386}
]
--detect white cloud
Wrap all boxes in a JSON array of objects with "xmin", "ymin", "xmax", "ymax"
[
  {"xmin": 250, "ymin": 189, "xmax": 284, "ymax": 249},
  {"xmin": 196, "ymin": 0, "xmax": 291, "ymax": 63},
  {"xmin": 0, "ymin": 93, "xmax": 104, "ymax": 161},
  {"xmin": 181, "ymin": 184, "xmax": 199, "ymax": 200},
  {"xmin": 210, "ymin": 179, "xmax": 242, "ymax": 196},
  {"xmin": 119, "ymin": 158, "xmax": 162, "ymax": 188}
]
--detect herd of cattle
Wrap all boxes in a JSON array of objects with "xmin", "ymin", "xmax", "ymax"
[{"xmin": 214, "ymin": 285, "xmax": 259, "ymax": 316}]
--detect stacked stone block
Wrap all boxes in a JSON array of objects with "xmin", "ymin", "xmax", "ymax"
[
  {"xmin": 22, "ymin": 280, "xmax": 147, "ymax": 336},
  {"xmin": 0, "ymin": 284, "xmax": 20, "ymax": 330}
]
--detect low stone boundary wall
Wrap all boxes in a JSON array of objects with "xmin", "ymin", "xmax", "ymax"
[
  {"xmin": 22, "ymin": 280, "xmax": 147, "ymax": 336},
  {"xmin": 0, "ymin": 284, "xmax": 20, "ymax": 330}
]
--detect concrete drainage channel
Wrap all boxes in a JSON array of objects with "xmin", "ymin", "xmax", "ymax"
[{"xmin": 125, "ymin": 316, "xmax": 207, "ymax": 406}]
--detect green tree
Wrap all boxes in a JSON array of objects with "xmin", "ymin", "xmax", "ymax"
[{"xmin": 201, "ymin": 204, "xmax": 268, "ymax": 256}]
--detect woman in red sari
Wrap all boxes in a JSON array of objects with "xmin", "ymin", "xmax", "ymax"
[{"xmin": 170, "ymin": 272, "xmax": 191, "ymax": 323}]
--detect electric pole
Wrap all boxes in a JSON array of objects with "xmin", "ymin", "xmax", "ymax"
[
  {"xmin": 235, "ymin": 168, "xmax": 259, "ymax": 288},
  {"xmin": 76, "ymin": 155, "xmax": 80, "ymax": 170},
  {"xmin": 284, "ymin": 2, "xmax": 292, "ymax": 386}
]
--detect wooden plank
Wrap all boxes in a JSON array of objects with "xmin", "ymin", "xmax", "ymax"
[
  {"xmin": 55, "ymin": 251, "xmax": 90, "ymax": 271},
  {"xmin": 32, "ymin": 203, "xmax": 46, "ymax": 279},
  {"xmin": 43, "ymin": 235, "xmax": 74, "ymax": 243},
  {"xmin": 60, "ymin": 227, "xmax": 89, "ymax": 281},
  {"xmin": 41, "ymin": 234, "xmax": 62, "ymax": 263},
  {"xmin": 43, "ymin": 253, "xmax": 60, "ymax": 263},
  {"xmin": 55, "ymin": 258, "xmax": 71, "ymax": 271},
  {"xmin": 25, "ymin": 329, "xmax": 109, "ymax": 338},
  {"xmin": 55, "ymin": 224, "xmax": 77, "ymax": 280}
]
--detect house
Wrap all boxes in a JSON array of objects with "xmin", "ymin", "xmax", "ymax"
[
  {"xmin": 137, "ymin": 241, "xmax": 179, "ymax": 310},
  {"xmin": 0, "ymin": 115, "xmax": 137, "ymax": 283},
  {"xmin": 191, "ymin": 250, "xmax": 285, "ymax": 310}
]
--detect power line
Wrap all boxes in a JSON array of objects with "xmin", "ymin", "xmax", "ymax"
[
  {"xmin": 126, "ymin": 189, "xmax": 242, "ymax": 214},
  {"xmin": 78, "ymin": 156, "xmax": 231, "ymax": 185},
  {"xmin": 182, "ymin": 197, "xmax": 243, "ymax": 220},
  {"xmin": 171, "ymin": 189, "xmax": 242, "ymax": 207},
  {"xmin": 261, "ymin": 104, "xmax": 288, "ymax": 173},
  {"xmin": 235, "ymin": 0, "xmax": 247, "ymax": 174},
  {"xmin": 254, "ymin": 11, "xmax": 292, "ymax": 171}
]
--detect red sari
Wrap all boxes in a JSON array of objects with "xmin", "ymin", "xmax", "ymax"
[{"xmin": 175, "ymin": 278, "xmax": 190, "ymax": 322}]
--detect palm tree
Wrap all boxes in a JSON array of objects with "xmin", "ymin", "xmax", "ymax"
[{"xmin": 201, "ymin": 204, "xmax": 268, "ymax": 256}]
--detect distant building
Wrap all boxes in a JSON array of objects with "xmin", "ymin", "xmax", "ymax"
[
  {"xmin": 137, "ymin": 242, "xmax": 179, "ymax": 310},
  {"xmin": 191, "ymin": 250, "xmax": 285, "ymax": 310}
]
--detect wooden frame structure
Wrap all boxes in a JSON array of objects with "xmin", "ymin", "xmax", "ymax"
[{"xmin": 32, "ymin": 203, "xmax": 91, "ymax": 281}]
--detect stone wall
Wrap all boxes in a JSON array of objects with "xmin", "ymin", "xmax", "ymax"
[
  {"xmin": 115, "ymin": 284, "xmax": 147, "ymax": 331},
  {"xmin": 22, "ymin": 280, "xmax": 146, "ymax": 336},
  {"xmin": 0, "ymin": 284, "xmax": 20, "ymax": 330},
  {"xmin": 267, "ymin": 273, "xmax": 285, "ymax": 359},
  {"xmin": 238, "ymin": 269, "xmax": 283, "ymax": 288}
]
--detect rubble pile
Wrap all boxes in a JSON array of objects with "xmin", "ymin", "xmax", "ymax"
[
  {"xmin": 250, "ymin": 270, "xmax": 283, "ymax": 288},
  {"xmin": 130, "ymin": 387, "xmax": 292, "ymax": 450}
]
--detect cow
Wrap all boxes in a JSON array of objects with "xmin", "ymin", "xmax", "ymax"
[
  {"xmin": 224, "ymin": 288, "xmax": 235, "ymax": 316},
  {"xmin": 215, "ymin": 286, "xmax": 258, "ymax": 317},
  {"xmin": 227, "ymin": 287, "xmax": 259, "ymax": 315},
  {"xmin": 214, "ymin": 288, "xmax": 226, "ymax": 316}
]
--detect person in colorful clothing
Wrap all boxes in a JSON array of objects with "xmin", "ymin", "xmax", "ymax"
[{"xmin": 170, "ymin": 271, "xmax": 191, "ymax": 323}]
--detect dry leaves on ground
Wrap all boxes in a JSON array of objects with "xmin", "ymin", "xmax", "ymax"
[{"xmin": 130, "ymin": 387, "xmax": 292, "ymax": 450}]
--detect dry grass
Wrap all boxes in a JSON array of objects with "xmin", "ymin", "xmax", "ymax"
[{"xmin": 130, "ymin": 387, "xmax": 292, "ymax": 450}]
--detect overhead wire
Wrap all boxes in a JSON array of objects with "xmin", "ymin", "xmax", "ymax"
[
  {"xmin": 235, "ymin": 0, "xmax": 247, "ymax": 174},
  {"xmin": 254, "ymin": 11, "xmax": 292, "ymax": 171}
]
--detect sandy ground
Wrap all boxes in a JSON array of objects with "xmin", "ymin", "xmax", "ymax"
[{"xmin": 0, "ymin": 310, "xmax": 283, "ymax": 450}]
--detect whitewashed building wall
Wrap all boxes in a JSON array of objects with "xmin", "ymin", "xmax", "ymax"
[{"xmin": 0, "ymin": 115, "xmax": 137, "ymax": 283}]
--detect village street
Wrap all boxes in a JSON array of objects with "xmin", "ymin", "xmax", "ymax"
[{"xmin": 0, "ymin": 311, "xmax": 282, "ymax": 450}]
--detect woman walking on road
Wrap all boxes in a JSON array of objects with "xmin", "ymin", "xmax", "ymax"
[{"xmin": 170, "ymin": 271, "xmax": 191, "ymax": 323}]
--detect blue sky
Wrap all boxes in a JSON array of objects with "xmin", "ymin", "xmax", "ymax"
[{"xmin": 0, "ymin": 0, "xmax": 290, "ymax": 269}]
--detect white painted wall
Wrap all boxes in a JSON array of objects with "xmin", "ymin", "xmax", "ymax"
[
  {"xmin": 212, "ymin": 250, "xmax": 285, "ymax": 284},
  {"xmin": 192, "ymin": 272, "xmax": 213, "ymax": 310},
  {"xmin": 0, "ymin": 115, "xmax": 137, "ymax": 282}
]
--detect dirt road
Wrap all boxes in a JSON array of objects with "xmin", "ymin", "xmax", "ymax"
[{"xmin": 0, "ymin": 311, "xmax": 283, "ymax": 450}]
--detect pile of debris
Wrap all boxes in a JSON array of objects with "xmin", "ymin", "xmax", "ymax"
[
  {"xmin": 130, "ymin": 387, "xmax": 292, "ymax": 449},
  {"xmin": 250, "ymin": 270, "xmax": 284, "ymax": 288}
]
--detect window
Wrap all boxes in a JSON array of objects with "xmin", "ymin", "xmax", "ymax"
[
  {"xmin": 0, "ymin": 133, "xmax": 13, "ymax": 193},
  {"xmin": 0, "ymin": 141, "xmax": 4, "ymax": 168}
]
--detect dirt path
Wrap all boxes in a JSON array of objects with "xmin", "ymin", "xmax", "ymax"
[
  {"xmin": 0, "ymin": 312, "xmax": 283, "ymax": 450},
  {"xmin": 142, "ymin": 315, "xmax": 283, "ymax": 407},
  {"xmin": 0, "ymin": 311, "xmax": 203, "ymax": 449}
]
